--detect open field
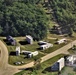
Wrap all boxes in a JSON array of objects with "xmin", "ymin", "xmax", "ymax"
[{"xmin": 1, "ymin": 36, "xmax": 71, "ymax": 65}]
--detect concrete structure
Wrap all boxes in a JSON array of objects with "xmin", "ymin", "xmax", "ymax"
[
  {"xmin": 28, "ymin": 51, "xmax": 39, "ymax": 58},
  {"xmin": 26, "ymin": 35, "xmax": 33, "ymax": 44},
  {"xmin": 51, "ymin": 58, "xmax": 65, "ymax": 71},
  {"xmin": 56, "ymin": 38, "xmax": 67, "ymax": 44},
  {"xmin": 31, "ymin": 51, "xmax": 38, "ymax": 56},
  {"xmin": 16, "ymin": 46, "xmax": 20, "ymax": 56},
  {"xmin": 40, "ymin": 43, "xmax": 53, "ymax": 50},
  {"xmin": 66, "ymin": 55, "xmax": 76, "ymax": 66},
  {"xmin": 6, "ymin": 35, "xmax": 16, "ymax": 45},
  {"xmin": 21, "ymin": 50, "xmax": 38, "ymax": 58}
]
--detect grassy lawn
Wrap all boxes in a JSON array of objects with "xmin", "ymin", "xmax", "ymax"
[
  {"xmin": 68, "ymin": 48, "xmax": 76, "ymax": 54},
  {"xmin": 14, "ymin": 54, "xmax": 65, "ymax": 75},
  {"xmin": 61, "ymin": 67, "xmax": 76, "ymax": 75},
  {"xmin": 39, "ymin": 38, "xmax": 69, "ymax": 54},
  {"xmin": 1, "ymin": 37, "xmax": 70, "ymax": 65},
  {"xmin": 19, "ymin": 38, "xmax": 70, "ymax": 54},
  {"xmin": 8, "ymin": 46, "xmax": 44, "ymax": 65}
]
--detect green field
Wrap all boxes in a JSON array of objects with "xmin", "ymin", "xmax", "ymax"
[
  {"xmin": 61, "ymin": 67, "xmax": 76, "ymax": 75},
  {"xmin": 1, "ymin": 36, "xmax": 70, "ymax": 65}
]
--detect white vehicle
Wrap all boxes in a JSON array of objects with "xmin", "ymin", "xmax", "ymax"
[{"xmin": 14, "ymin": 62, "xmax": 21, "ymax": 65}]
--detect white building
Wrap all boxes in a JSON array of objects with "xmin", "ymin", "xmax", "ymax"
[
  {"xmin": 56, "ymin": 38, "xmax": 67, "ymax": 44},
  {"xmin": 40, "ymin": 43, "xmax": 53, "ymax": 50},
  {"xmin": 16, "ymin": 46, "xmax": 20, "ymax": 56},
  {"xmin": 26, "ymin": 35, "xmax": 33, "ymax": 44},
  {"xmin": 51, "ymin": 58, "xmax": 65, "ymax": 71},
  {"xmin": 66, "ymin": 55, "xmax": 76, "ymax": 66},
  {"xmin": 21, "ymin": 50, "xmax": 38, "ymax": 58},
  {"xmin": 57, "ymin": 58, "xmax": 65, "ymax": 71},
  {"xmin": 31, "ymin": 51, "xmax": 38, "ymax": 56},
  {"xmin": 28, "ymin": 51, "xmax": 39, "ymax": 58}
]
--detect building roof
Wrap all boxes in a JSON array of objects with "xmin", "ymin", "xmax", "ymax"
[
  {"xmin": 40, "ymin": 43, "xmax": 53, "ymax": 47},
  {"xmin": 67, "ymin": 55, "xmax": 76, "ymax": 61},
  {"xmin": 57, "ymin": 58, "xmax": 64, "ymax": 63},
  {"xmin": 26, "ymin": 35, "xmax": 33, "ymax": 39}
]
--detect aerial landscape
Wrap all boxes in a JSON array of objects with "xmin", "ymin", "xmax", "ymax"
[{"xmin": 0, "ymin": 0, "xmax": 76, "ymax": 75}]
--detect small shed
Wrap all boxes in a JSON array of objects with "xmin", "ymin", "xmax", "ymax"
[
  {"xmin": 6, "ymin": 35, "xmax": 16, "ymax": 45},
  {"xmin": 31, "ymin": 51, "xmax": 38, "ymax": 56},
  {"xmin": 56, "ymin": 38, "xmax": 67, "ymax": 44},
  {"xmin": 51, "ymin": 58, "xmax": 65, "ymax": 71},
  {"xmin": 16, "ymin": 46, "xmax": 20, "ymax": 56},
  {"xmin": 26, "ymin": 35, "xmax": 33, "ymax": 44},
  {"xmin": 21, "ymin": 50, "xmax": 38, "ymax": 58}
]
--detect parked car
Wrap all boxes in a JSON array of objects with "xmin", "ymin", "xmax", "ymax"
[
  {"xmin": 14, "ymin": 62, "xmax": 21, "ymax": 65},
  {"xmin": 21, "ymin": 61, "xmax": 25, "ymax": 64}
]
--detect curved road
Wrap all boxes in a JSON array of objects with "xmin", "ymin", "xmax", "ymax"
[{"xmin": 0, "ymin": 40, "xmax": 76, "ymax": 75}]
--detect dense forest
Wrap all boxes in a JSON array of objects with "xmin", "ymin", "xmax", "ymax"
[
  {"xmin": 50, "ymin": 0, "xmax": 76, "ymax": 35},
  {"xmin": 0, "ymin": 0, "xmax": 49, "ymax": 40},
  {"xmin": 0, "ymin": 0, "xmax": 76, "ymax": 40}
]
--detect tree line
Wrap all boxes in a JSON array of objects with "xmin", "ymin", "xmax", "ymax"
[
  {"xmin": 50, "ymin": 0, "xmax": 76, "ymax": 35},
  {"xmin": 0, "ymin": 0, "xmax": 49, "ymax": 40}
]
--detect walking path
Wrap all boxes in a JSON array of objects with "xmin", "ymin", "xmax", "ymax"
[{"xmin": 0, "ymin": 40, "xmax": 76, "ymax": 75}]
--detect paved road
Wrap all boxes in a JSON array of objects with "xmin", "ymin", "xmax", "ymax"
[
  {"xmin": 0, "ymin": 40, "xmax": 76, "ymax": 75},
  {"xmin": 0, "ymin": 41, "xmax": 19, "ymax": 75}
]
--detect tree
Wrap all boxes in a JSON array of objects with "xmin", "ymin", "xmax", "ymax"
[
  {"xmin": 0, "ymin": 1, "xmax": 49, "ymax": 40},
  {"xmin": 0, "ymin": 26, "xmax": 2, "ymax": 34},
  {"xmin": 33, "ymin": 57, "xmax": 42, "ymax": 70},
  {"xmin": 50, "ymin": 0, "xmax": 76, "ymax": 35}
]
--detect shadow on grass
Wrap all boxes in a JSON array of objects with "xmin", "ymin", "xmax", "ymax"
[
  {"xmin": 9, "ymin": 51, "xmax": 16, "ymax": 56},
  {"xmin": 3, "ymin": 39, "xmax": 12, "ymax": 45},
  {"xmin": 19, "ymin": 67, "xmax": 33, "ymax": 71},
  {"xmin": 19, "ymin": 41, "xmax": 29, "ymax": 45},
  {"xmin": 42, "ymin": 66, "xmax": 58, "ymax": 74},
  {"xmin": 42, "ymin": 67, "xmax": 51, "ymax": 73}
]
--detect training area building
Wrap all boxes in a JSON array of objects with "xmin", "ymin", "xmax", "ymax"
[
  {"xmin": 6, "ymin": 35, "xmax": 16, "ymax": 45},
  {"xmin": 51, "ymin": 58, "xmax": 65, "ymax": 71},
  {"xmin": 21, "ymin": 50, "xmax": 38, "ymax": 58},
  {"xmin": 38, "ymin": 41, "xmax": 53, "ymax": 50},
  {"xmin": 26, "ymin": 35, "xmax": 33, "ymax": 44}
]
